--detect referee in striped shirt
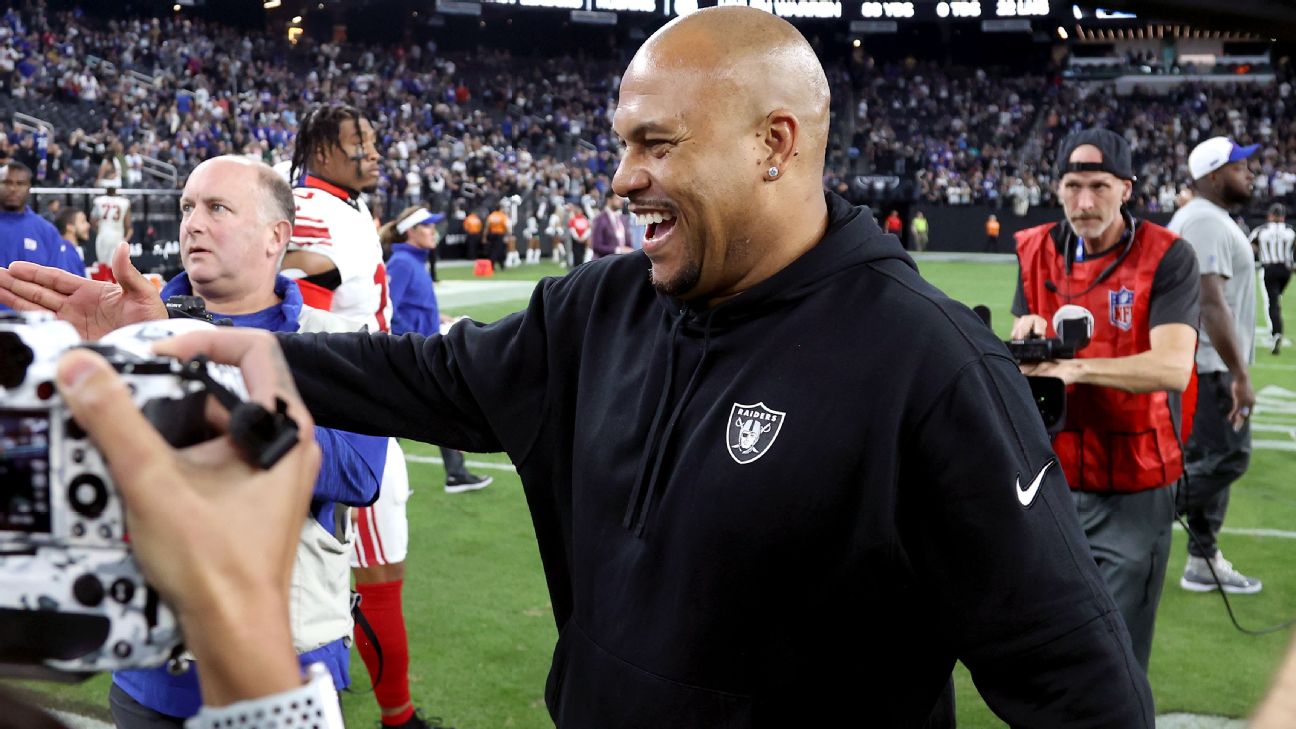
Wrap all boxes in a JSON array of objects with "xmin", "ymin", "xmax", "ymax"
[{"xmin": 1251, "ymin": 203, "xmax": 1295, "ymax": 353}]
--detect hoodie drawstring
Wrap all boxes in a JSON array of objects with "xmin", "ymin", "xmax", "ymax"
[
  {"xmin": 621, "ymin": 312, "xmax": 685, "ymax": 529},
  {"xmin": 628, "ymin": 310, "xmax": 715, "ymax": 538}
]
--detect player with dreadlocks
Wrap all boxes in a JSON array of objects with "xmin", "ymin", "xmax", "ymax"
[{"xmin": 281, "ymin": 104, "xmax": 451, "ymax": 729}]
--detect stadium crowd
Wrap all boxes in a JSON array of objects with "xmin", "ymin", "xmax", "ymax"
[{"xmin": 0, "ymin": 2, "xmax": 1293, "ymax": 222}]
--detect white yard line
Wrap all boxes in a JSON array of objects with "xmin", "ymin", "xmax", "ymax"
[
  {"xmin": 405, "ymin": 454, "xmax": 518, "ymax": 473},
  {"xmin": 1156, "ymin": 714, "xmax": 1246, "ymax": 729},
  {"xmin": 434, "ymin": 280, "xmax": 539, "ymax": 309},
  {"xmin": 49, "ymin": 710, "xmax": 112, "ymax": 729}
]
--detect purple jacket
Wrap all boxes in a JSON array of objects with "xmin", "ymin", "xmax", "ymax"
[{"xmin": 590, "ymin": 209, "xmax": 628, "ymax": 259}]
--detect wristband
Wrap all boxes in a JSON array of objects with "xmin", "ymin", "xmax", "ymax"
[{"xmin": 185, "ymin": 663, "xmax": 343, "ymax": 729}]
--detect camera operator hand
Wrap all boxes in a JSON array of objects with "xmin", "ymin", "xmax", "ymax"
[
  {"xmin": 1019, "ymin": 358, "xmax": 1085, "ymax": 385},
  {"xmin": 0, "ymin": 242, "xmax": 167, "ymax": 340},
  {"xmin": 1010, "ymin": 314, "xmax": 1048, "ymax": 340},
  {"xmin": 54, "ymin": 343, "xmax": 320, "ymax": 709}
]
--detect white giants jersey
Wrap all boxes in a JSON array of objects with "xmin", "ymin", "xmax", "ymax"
[
  {"xmin": 288, "ymin": 178, "xmax": 392, "ymax": 333},
  {"xmin": 92, "ymin": 195, "xmax": 130, "ymax": 243}
]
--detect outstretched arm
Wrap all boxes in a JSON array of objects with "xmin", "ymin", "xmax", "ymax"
[{"xmin": 0, "ymin": 242, "xmax": 166, "ymax": 339}]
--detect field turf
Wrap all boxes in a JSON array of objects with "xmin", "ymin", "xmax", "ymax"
[{"xmin": 8, "ymin": 256, "xmax": 1294, "ymax": 728}]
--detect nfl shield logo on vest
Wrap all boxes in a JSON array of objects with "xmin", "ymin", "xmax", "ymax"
[
  {"xmin": 728, "ymin": 402, "xmax": 786, "ymax": 465},
  {"xmin": 1109, "ymin": 286, "xmax": 1134, "ymax": 331}
]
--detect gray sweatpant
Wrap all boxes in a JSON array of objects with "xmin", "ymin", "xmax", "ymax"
[{"xmin": 1072, "ymin": 486, "xmax": 1177, "ymax": 671}]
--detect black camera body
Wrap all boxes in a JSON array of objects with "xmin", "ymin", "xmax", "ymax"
[
  {"xmin": 1005, "ymin": 313, "xmax": 1094, "ymax": 433},
  {"xmin": 1006, "ymin": 317, "xmax": 1092, "ymax": 364},
  {"xmin": 0, "ymin": 312, "xmax": 297, "ymax": 680}
]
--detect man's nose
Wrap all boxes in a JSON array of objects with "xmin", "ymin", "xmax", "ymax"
[
  {"xmin": 181, "ymin": 211, "xmax": 204, "ymax": 235},
  {"xmin": 611, "ymin": 158, "xmax": 647, "ymax": 198}
]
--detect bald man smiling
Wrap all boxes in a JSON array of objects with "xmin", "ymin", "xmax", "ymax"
[{"xmin": 0, "ymin": 7, "xmax": 1154, "ymax": 727}]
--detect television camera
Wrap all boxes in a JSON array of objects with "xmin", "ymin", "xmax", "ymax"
[{"xmin": 977, "ymin": 305, "xmax": 1094, "ymax": 432}]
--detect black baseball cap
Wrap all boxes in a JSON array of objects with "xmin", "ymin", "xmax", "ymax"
[{"xmin": 1055, "ymin": 128, "xmax": 1136, "ymax": 182}]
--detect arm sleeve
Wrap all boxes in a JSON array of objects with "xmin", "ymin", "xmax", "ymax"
[
  {"xmin": 276, "ymin": 276, "xmax": 563, "ymax": 457},
  {"xmin": 904, "ymin": 354, "xmax": 1154, "ymax": 727},
  {"xmin": 1148, "ymin": 239, "xmax": 1201, "ymax": 329},
  {"xmin": 1177, "ymin": 216, "xmax": 1233, "ymax": 279},
  {"xmin": 311, "ymin": 427, "xmax": 384, "ymax": 506}
]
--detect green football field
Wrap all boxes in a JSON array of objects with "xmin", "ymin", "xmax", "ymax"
[{"xmin": 8, "ymin": 256, "xmax": 1295, "ymax": 728}]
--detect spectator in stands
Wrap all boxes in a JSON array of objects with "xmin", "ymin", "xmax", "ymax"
[
  {"xmin": 42, "ymin": 197, "xmax": 61, "ymax": 223},
  {"xmin": 53, "ymin": 205, "xmax": 89, "ymax": 262},
  {"xmin": 0, "ymin": 161, "xmax": 84, "ymax": 287}
]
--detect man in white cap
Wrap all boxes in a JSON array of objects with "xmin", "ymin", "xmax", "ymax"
[{"xmin": 1168, "ymin": 136, "xmax": 1262, "ymax": 595}]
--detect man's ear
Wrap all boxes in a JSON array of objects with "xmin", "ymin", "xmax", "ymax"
[
  {"xmin": 270, "ymin": 220, "xmax": 292, "ymax": 261},
  {"xmin": 760, "ymin": 109, "xmax": 800, "ymax": 180},
  {"xmin": 1121, "ymin": 179, "xmax": 1133, "ymax": 203}
]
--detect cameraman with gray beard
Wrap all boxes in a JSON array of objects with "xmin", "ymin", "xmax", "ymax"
[{"xmin": 1011, "ymin": 128, "xmax": 1200, "ymax": 672}]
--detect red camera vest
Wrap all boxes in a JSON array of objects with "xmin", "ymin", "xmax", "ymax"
[{"xmin": 1016, "ymin": 221, "xmax": 1196, "ymax": 493}]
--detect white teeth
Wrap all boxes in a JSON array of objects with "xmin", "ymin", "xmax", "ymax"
[{"xmin": 633, "ymin": 211, "xmax": 676, "ymax": 226}]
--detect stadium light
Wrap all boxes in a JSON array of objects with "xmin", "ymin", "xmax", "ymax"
[
  {"xmin": 263, "ymin": 0, "xmax": 281, "ymax": 7},
  {"xmin": 1056, "ymin": 25, "xmax": 1067, "ymax": 39},
  {"xmin": 291, "ymin": 15, "xmax": 302, "ymax": 23},
  {"xmin": 172, "ymin": 3, "xmax": 180, "ymax": 10},
  {"xmin": 852, "ymin": 38, "xmax": 861, "ymax": 47}
]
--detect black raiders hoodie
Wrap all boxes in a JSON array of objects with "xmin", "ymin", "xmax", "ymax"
[{"xmin": 279, "ymin": 193, "xmax": 1154, "ymax": 727}]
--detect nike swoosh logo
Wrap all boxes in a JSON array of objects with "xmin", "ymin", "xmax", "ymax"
[{"xmin": 1016, "ymin": 460, "xmax": 1054, "ymax": 507}]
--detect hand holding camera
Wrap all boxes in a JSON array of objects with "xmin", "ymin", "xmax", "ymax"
[{"xmin": 0, "ymin": 314, "xmax": 317, "ymax": 708}]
